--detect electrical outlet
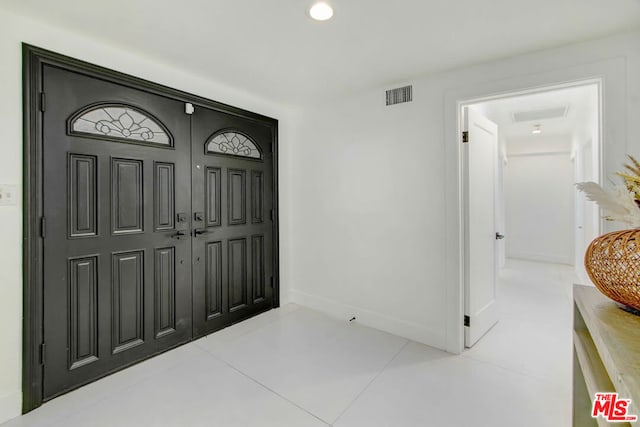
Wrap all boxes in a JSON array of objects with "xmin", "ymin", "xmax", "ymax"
[{"xmin": 0, "ymin": 184, "xmax": 18, "ymax": 206}]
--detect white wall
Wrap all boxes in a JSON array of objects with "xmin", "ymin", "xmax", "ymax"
[
  {"xmin": 291, "ymin": 30, "xmax": 639, "ymax": 354},
  {"xmin": 291, "ymin": 95, "xmax": 449, "ymax": 346},
  {"xmin": 0, "ymin": 9, "xmax": 298, "ymax": 423},
  {"xmin": 504, "ymin": 136, "xmax": 574, "ymax": 264}
]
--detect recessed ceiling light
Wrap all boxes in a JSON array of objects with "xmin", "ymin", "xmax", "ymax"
[
  {"xmin": 309, "ymin": 2, "xmax": 334, "ymax": 21},
  {"xmin": 532, "ymin": 124, "xmax": 542, "ymax": 135}
]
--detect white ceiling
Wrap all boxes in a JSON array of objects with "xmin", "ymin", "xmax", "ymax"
[
  {"xmin": 472, "ymin": 84, "xmax": 598, "ymax": 141},
  {"xmin": 2, "ymin": 0, "xmax": 639, "ymax": 106}
]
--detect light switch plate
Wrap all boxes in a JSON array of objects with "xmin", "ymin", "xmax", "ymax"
[{"xmin": 0, "ymin": 184, "xmax": 19, "ymax": 206}]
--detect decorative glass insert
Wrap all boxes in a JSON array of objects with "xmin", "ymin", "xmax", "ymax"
[
  {"xmin": 70, "ymin": 104, "xmax": 172, "ymax": 146},
  {"xmin": 206, "ymin": 131, "xmax": 261, "ymax": 159}
]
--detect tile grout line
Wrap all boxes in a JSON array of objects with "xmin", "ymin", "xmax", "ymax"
[
  {"xmin": 196, "ymin": 307, "xmax": 408, "ymax": 426},
  {"xmin": 459, "ymin": 351, "xmax": 571, "ymax": 389},
  {"xmin": 331, "ymin": 339, "xmax": 411, "ymax": 426},
  {"xmin": 24, "ymin": 351, "xmax": 196, "ymax": 427},
  {"xmin": 197, "ymin": 346, "xmax": 331, "ymax": 426},
  {"xmin": 22, "ymin": 350, "xmax": 200, "ymax": 427},
  {"xmin": 194, "ymin": 304, "xmax": 302, "ymax": 350}
]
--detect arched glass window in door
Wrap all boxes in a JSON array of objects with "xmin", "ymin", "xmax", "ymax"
[
  {"xmin": 69, "ymin": 103, "xmax": 173, "ymax": 146},
  {"xmin": 206, "ymin": 130, "xmax": 262, "ymax": 159}
]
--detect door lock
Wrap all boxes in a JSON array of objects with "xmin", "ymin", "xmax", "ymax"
[
  {"xmin": 194, "ymin": 212, "xmax": 204, "ymax": 222},
  {"xmin": 495, "ymin": 232, "xmax": 505, "ymax": 240},
  {"xmin": 193, "ymin": 228, "xmax": 209, "ymax": 236}
]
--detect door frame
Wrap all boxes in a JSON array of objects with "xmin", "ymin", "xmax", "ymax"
[
  {"xmin": 460, "ymin": 81, "xmax": 602, "ymax": 347},
  {"xmin": 443, "ymin": 57, "xmax": 626, "ymax": 355},
  {"xmin": 22, "ymin": 44, "xmax": 281, "ymax": 412}
]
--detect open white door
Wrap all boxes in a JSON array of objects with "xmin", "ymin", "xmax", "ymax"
[{"xmin": 464, "ymin": 107, "xmax": 499, "ymax": 348}]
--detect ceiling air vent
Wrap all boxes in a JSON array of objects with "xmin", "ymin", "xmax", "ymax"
[
  {"xmin": 386, "ymin": 85, "xmax": 413, "ymax": 106},
  {"xmin": 511, "ymin": 106, "xmax": 568, "ymax": 123}
]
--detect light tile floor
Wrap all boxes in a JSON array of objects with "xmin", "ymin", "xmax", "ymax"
[{"xmin": 3, "ymin": 259, "xmax": 576, "ymax": 426}]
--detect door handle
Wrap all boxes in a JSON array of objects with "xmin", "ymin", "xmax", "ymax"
[
  {"xmin": 172, "ymin": 231, "xmax": 186, "ymax": 239},
  {"xmin": 495, "ymin": 233, "xmax": 505, "ymax": 240},
  {"xmin": 193, "ymin": 228, "xmax": 209, "ymax": 236}
]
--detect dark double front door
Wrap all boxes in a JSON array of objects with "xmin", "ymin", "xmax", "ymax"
[{"xmin": 41, "ymin": 65, "xmax": 275, "ymax": 399}]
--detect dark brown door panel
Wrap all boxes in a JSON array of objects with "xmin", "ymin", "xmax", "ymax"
[
  {"xmin": 191, "ymin": 106, "xmax": 274, "ymax": 337},
  {"xmin": 42, "ymin": 65, "xmax": 192, "ymax": 399},
  {"xmin": 25, "ymin": 46, "xmax": 279, "ymax": 410}
]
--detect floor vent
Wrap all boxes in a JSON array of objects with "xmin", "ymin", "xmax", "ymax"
[{"xmin": 386, "ymin": 85, "xmax": 413, "ymax": 106}]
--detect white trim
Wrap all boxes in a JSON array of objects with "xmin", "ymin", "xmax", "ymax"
[
  {"xmin": 290, "ymin": 289, "xmax": 446, "ymax": 349},
  {"xmin": 444, "ymin": 57, "xmax": 625, "ymax": 354}
]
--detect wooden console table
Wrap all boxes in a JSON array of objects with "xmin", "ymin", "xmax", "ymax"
[{"xmin": 573, "ymin": 284, "xmax": 640, "ymax": 426}]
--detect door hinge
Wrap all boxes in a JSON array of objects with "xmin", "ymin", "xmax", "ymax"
[
  {"xmin": 40, "ymin": 343, "xmax": 46, "ymax": 365},
  {"xmin": 462, "ymin": 131, "xmax": 469, "ymax": 143},
  {"xmin": 464, "ymin": 315, "xmax": 470, "ymax": 327},
  {"xmin": 40, "ymin": 92, "xmax": 46, "ymax": 112},
  {"xmin": 40, "ymin": 216, "xmax": 46, "ymax": 238},
  {"xmin": 270, "ymin": 276, "xmax": 274, "ymax": 289},
  {"xmin": 185, "ymin": 102, "xmax": 194, "ymax": 115},
  {"xmin": 269, "ymin": 210, "xmax": 273, "ymax": 221}
]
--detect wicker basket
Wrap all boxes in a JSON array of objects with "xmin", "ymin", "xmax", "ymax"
[{"xmin": 585, "ymin": 229, "xmax": 640, "ymax": 311}]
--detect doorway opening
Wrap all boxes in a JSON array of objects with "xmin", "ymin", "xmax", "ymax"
[
  {"xmin": 470, "ymin": 83, "xmax": 601, "ymax": 283},
  {"xmin": 458, "ymin": 81, "xmax": 601, "ymax": 422},
  {"xmin": 461, "ymin": 80, "xmax": 601, "ymax": 349}
]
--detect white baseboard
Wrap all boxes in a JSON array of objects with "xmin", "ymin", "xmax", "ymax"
[
  {"xmin": 507, "ymin": 251, "xmax": 573, "ymax": 265},
  {"xmin": 290, "ymin": 289, "xmax": 446, "ymax": 350},
  {"xmin": 0, "ymin": 391, "xmax": 21, "ymax": 425}
]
